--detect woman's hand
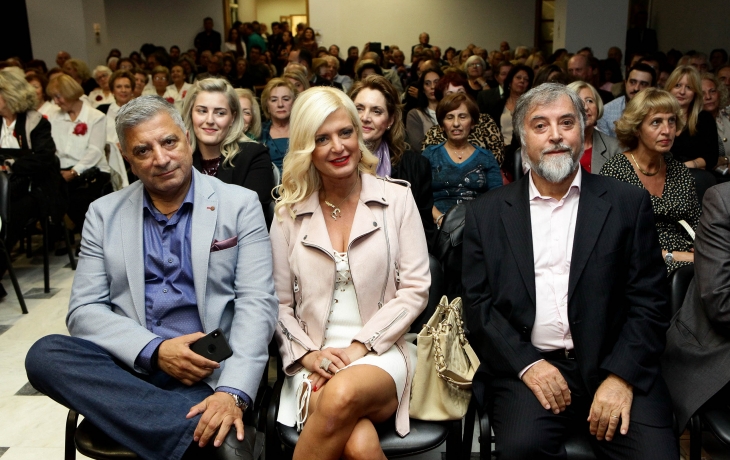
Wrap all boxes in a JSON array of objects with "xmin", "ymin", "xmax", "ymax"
[
  {"xmin": 662, "ymin": 249, "xmax": 695, "ymax": 263},
  {"xmin": 299, "ymin": 348, "xmax": 351, "ymax": 377},
  {"xmin": 61, "ymin": 170, "xmax": 77, "ymax": 182}
]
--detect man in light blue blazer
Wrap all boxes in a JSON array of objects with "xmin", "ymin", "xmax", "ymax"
[{"xmin": 25, "ymin": 96, "xmax": 277, "ymax": 460}]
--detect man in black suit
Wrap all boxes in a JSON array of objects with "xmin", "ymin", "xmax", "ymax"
[
  {"xmin": 662, "ymin": 182, "xmax": 730, "ymax": 431},
  {"xmin": 194, "ymin": 17, "xmax": 222, "ymax": 54},
  {"xmin": 463, "ymin": 83, "xmax": 677, "ymax": 459}
]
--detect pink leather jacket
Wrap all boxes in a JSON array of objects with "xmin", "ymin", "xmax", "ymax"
[{"xmin": 271, "ymin": 173, "xmax": 430, "ymax": 436}]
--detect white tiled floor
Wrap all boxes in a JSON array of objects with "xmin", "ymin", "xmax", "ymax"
[{"xmin": 0, "ymin": 242, "xmax": 727, "ymax": 460}]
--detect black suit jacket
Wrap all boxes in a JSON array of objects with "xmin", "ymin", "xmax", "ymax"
[
  {"xmin": 193, "ymin": 141, "xmax": 273, "ymax": 211},
  {"xmin": 462, "ymin": 172, "xmax": 673, "ymax": 426},
  {"xmin": 663, "ymin": 183, "xmax": 730, "ymax": 430}
]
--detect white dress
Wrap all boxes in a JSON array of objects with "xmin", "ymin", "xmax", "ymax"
[{"xmin": 277, "ymin": 252, "xmax": 416, "ymax": 430}]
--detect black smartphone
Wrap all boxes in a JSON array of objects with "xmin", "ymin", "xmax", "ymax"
[
  {"xmin": 370, "ymin": 42, "xmax": 382, "ymax": 55},
  {"xmin": 190, "ymin": 328, "xmax": 233, "ymax": 362}
]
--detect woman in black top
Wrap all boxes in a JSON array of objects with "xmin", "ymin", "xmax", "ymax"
[
  {"xmin": 348, "ymin": 75, "xmax": 437, "ymax": 250},
  {"xmin": 665, "ymin": 65, "xmax": 719, "ymax": 170},
  {"xmin": 183, "ymin": 78, "xmax": 273, "ymax": 212}
]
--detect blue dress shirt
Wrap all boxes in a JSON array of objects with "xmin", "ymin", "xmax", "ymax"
[{"xmin": 134, "ymin": 175, "xmax": 251, "ymax": 407}]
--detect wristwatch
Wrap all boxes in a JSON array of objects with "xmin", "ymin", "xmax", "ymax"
[
  {"xmin": 664, "ymin": 251, "xmax": 674, "ymax": 264},
  {"xmin": 227, "ymin": 393, "xmax": 249, "ymax": 411}
]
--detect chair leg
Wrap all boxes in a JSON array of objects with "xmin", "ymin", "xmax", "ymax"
[
  {"xmin": 477, "ymin": 405, "xmax": 492, "ymax": 460},
  {"xmin": 62, "ymin": 221, "xmax": 77, "ymax": 270},
  {"xmin": 690, "ymin": 413, "xmax": 702, "ymax": 460},
  {"xmin": 42, "ymin": 218, "xmax": 50, "ymax": 293},
  {"xmin": 1, "ymin": 243, "xmax": 28, "ymax": 314},
  {"xmin": 445, "ymin": 418, "xmax": 462, "ymax": 460},
  {"xmin": 65, "ymin": 409, "xmax": 79, "ymax": 460},
  {"xmin": 462, "ymin": 399, "xmax": 477, "ymax": 460}
]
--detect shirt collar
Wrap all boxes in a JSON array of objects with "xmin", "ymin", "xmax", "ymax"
[
  {"xmin": 62, "ymin": 100, "xmax": 89, "ymax": 122},
  {"xmin": 528, "ymin": 166, "xmax": 582, "ymax": 202},
  {"xmin": 143, "ymin": 170, "xmax": 196, "ymax": 221}
]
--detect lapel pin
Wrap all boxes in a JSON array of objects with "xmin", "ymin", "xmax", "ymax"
[{"xmin": 207, "ymin": 206, "xmax": 215, "ymax": 211}]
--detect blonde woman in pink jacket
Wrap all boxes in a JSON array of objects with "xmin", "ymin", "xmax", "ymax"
[{"xmin": 271, "ymin": 86, "xmax": 430, "ymax": 459}]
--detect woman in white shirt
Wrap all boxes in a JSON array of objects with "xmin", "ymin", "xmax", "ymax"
[
  {"xmin": 143, "ymin": 66, "xmax": 173, "ymax": 99},
  {"xmin": 46, "ymin": 74, "xmax": 110, "ymax": 236},
  {"xmin": 167, "ymin": 64, "xmax": 192, "ymax": 112},
  {"xmin": 89, "ymin": 66, "xmax": 115, "ymax": 109}
]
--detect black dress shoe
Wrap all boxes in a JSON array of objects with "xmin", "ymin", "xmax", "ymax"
[{"xmin": 211, "ymin": 426, "xmax": 263, "ymax": 460}]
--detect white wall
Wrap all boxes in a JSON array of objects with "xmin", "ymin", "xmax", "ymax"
[
  {"xmin": 309, "ymin": 0, "xmax": 535, "ymax": 59},
  {"xmin": 653, "ymin": 0, "xmax": 730, "ymax": 54},
  {"xmin": 256, "ymin": 0, "xmax": 307, "ymax": 33},
  {"xmin": 554, "ymin": 0, "xmax": 628, "ymax": 58},
  {"xmin": 26, "ymin": 0, "xmax": 89, "ymax": 68},
  {"xmin": 104, "ymin": 0, "xmax": 225, "ymax": 58}
]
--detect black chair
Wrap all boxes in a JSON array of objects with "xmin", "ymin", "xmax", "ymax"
[
  {"xmin": 265, "ymin": 254, "xmax": 463, "ymax": 459},
  {"xmin": 64, "ymin": 363, "xmax": 272, "ymax": 459},
  {"xmin": 669, "ymin": 264, "xmax": 694, "ymax": 317},
  {"xmin": 689, "ymin": 168, "xmax": 717, "ymax": 206},
  {"xmin": 23, "ymin": 215, "xmax": 77, "ymax": 293},
  {"xmin": 0, "ymin": 172, "xmax": 28, "ymax": 313}
]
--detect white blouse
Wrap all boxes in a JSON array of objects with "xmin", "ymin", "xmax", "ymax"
[
  {"xmin": 49, "ymin": 101, "xmax": 110, "ymax": 174},
  {"xmin": 166, "ymin": 82, "xmax": 193, "ymax": 113},
  {"xmin": 38, "ymin": 101, "xmax": 60, "ymax": 118},
  {"xmin": 88, "ymin": 89, "xmax": 115, "ymax": 108},
  {"xmin": 1, "ymin": 118, "xmax": 20, "ymax": 149}
]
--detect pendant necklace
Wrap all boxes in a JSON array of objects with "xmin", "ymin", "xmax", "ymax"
[
  {"xmin": 630, "ymin": 152, "xmax": 662, "ymax": 176},
  {"xmin": 449, "ymin": 142, "xmax": 467, "ymax": 161},
  {"xmin": 324, "ymin": 178, "xmax": 359, "ymax": 220}
]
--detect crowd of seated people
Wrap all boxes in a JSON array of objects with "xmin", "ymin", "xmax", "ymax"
[{"xmin": 3, "ymin": 19, "xmax": 730, "ymax": 459}]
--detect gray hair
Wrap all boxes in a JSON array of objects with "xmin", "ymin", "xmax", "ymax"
[
  {"xmin": 513, "ymin": 83, "xmax": 586, "ymax": 147},
  {"xmin": 93, "ymin": 65, "xmax": 112, "ymax": 80},
  {"xmin": 116, "ymin": 96, "xmax": 186, "ymax": 153}
]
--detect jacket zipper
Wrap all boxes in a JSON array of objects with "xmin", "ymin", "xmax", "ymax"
[
  {"xmin": 347, "ymin": 230, "xmax": 377, "ymax": 321},
  {"xmin": 301, "ymin": 241, "xmax": 337, "ymax": 348},
  {"xmin": 394, "ymin": 261, "xmax": 401, "ymax": 285},
  {"xmin": 379, "ymin": 207, "xmax": 391, "ymax": 309},
  {"xmin": 279, "ymin": 320, "xmax": 312, "ymax": 357},
  {"xmin": 364, "ymin": 308, "xmax": 407, "ymax": 347}
]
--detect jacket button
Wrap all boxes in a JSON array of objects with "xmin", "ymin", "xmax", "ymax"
[
  {"xmin": 303, "ymin": 235, "xmax": 307, "ymax": 240},
  {"xmin": 382, "ymin": 198, "xmax": 386, "ymax": 201},
  {"xmin": 373, "ymin": 222, "xmax": 377, "ymax": 226},
  {"xmin": 521, "ymin": 326, "xmax": 528, "ymax": 333}
]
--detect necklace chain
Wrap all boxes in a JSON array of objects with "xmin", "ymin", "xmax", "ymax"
[
  {"xmin": 630, "ymin": 153, "xmax": 662, "ymax": 176},
  {"xmin": 447, "ymin": 142, "xmax": 469, "ymax": 161},
  {"xmin": 324, "ymin": 178, "xmax": 359, "ymax": 220}
]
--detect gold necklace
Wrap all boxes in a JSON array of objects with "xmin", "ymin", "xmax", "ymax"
[
  {"xmin": 630, "ymin": 152, "xmax": 662, "ymax": 176},
  {"xmin": 324, "ymin": 178, "xmax": 359, "ymax": 220}
]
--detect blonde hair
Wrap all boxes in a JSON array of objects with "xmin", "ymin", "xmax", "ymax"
[
  {"xmin": 64, "ymin": 59, "xmax": 91, "ymax": 81},
  {"xmin": 235, "ymin": 88, "xmax": 262, "ymax": 140},
  {"xmin": 275, "ymin": 87, "xmax": 378, "ymax": 220},
  {"xmin": 664, "ymin": 65, "xmax": 702, "ymax": 136},
  {"xmin": 46, "ymin": 73, "xmax": 84, "ymax": 101},
  {"xmin": 567, "ymin": 80, "xmax": 604, "ymax": 120},
  {"xmin": 282, "ymin": 68, "xmax": 310, "ymax": 93},
  {"xmin": 151, "ymin": 65, "xmax": 170, "ymax": 79},
  {"xmin": 261, "ymin": 78, "xmax": 296, "ymax": 119},
  {"xmin": 615, "ymin": 88, "xmax": 685, "ymax": 150},
  {"xmin": 182, "ymin": 78, "xmax": 246, "ymax": 166},
  {"xmin": 0, "ymin": 68, "xmax": 38, "ymax": 113},
  {"xmin": 701, "ymin": 72, "xmax": 729, "ymax": 114}
]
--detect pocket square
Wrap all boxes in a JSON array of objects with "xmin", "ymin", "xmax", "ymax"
[{"xmin": 210, "ymin": 236, "xmax": 237, "ymax": 252}]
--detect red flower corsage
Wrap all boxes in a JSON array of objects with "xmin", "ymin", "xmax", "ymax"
[
  {"xmin": 166, "ymin": 97, "xmax": 175, "ymax": 103},
  {"xmin": 95, "ymin": 95, "xmax": 103, "ymax": 101},
  {"xmin": 73, "ymin": 123, "xmax": 88, "ymax": 136},
  {"xmin": 181, "ymin": 91, "xmax": 187, "ymax": 98}
]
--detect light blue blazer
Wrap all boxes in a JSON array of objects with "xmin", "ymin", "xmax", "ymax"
[{"xmin": 66, "ymin": 168, "xmax": 278, "ymax": 399}]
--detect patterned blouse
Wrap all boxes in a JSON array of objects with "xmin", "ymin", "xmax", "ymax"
[
  {"xmin": 600, "ymin": 153, "xmax": 701, "ymax": 275},
  {"xmin": 421, "ymin": 113, "xmax": 505, "ymax": 167},
  {"xmin": 423, "ymin": 142, "xmax": 503, "ymax": 213}
]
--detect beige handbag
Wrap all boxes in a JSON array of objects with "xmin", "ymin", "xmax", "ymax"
[{"xmin": 409, "ymin": 296, "xmax": 480, "ymax": 420}]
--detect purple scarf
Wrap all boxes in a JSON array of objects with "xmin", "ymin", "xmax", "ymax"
[{"xmin": 373, "ymin": 141, "xmax": 392, "ymax": 177}]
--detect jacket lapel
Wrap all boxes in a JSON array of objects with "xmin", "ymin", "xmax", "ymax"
[
  {"xmin": 568, "ymin": 173, "xmax": 610, "ymax": 301},
  {"xmin": 190, "ymin": 170, "xmax": 218, "ymax": 330},
  {"xmin": 500, "ymin": 177, "xmax": 537, "ymax": 306},
  {"xmin": 120, "ymin": 184, "xmax": 146, "ymax": 325}
]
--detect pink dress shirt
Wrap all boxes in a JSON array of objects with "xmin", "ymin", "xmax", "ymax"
[{"xmin": 519, "ymin": 168, "xmax": 582, "ymax": 378}]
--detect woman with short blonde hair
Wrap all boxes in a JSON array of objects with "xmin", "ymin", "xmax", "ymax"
[
  {"xmin": 260, "ymin": 78, "xmax": 297, "ymax": 174},
  {"xmin": 62, "ymin": 58, "xmax": 96, "ymax": 95},
  {"xmin": 183, "ymin": 78, "xmax": 273, "ymax": 210},
  {"xmin": 665, "ymin": 65, "xmax": 719, "ymax": 169},
  {"xmin": 282, "ymin": 67, "xmax": 310, "ymax": 94},
  {"xmin": 272, "ymin": 87, "xmax": 429, "ymax": 458},
  {"xmin": 234, "ymin": 88, "xmax": 262, "ymax": 140},
  {"xmin": 602, "ymin": 88, "xmax": 700, "ymax": 274}
]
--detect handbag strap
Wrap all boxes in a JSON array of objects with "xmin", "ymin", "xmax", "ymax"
[{"xmin": 678, "ymin": 219, "xmax": 696, "ymax": 241}]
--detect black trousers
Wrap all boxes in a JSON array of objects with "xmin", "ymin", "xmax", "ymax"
[
  {"xmin": 66, "ymin": 172, "xmax": 110, "ymax": 233},
  {"xmin": 490, "ymin": 358, "xmax": 678, "ymax": 459}
]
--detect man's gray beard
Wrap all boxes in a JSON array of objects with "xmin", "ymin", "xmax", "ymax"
[{"xmin": 524, "ymin": 143, "xmax": 583, "ymax": 183}]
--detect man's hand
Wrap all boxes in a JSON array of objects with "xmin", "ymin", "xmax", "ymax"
[
  {"xmin": 186, "ymin": 392, "xmax": 243, "ymax": 448},
  {"xmin": 587, "ymin": 374, "xmax": 633, "ymax": 441},
  {"xmin": 521, "ymin": 360, "xmax": 572, "ymax": 414},
  {"xmin": 157, "ymin": 333, "xmax": 220, "ymax": 385}
]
